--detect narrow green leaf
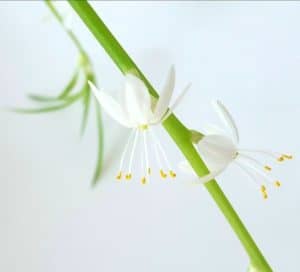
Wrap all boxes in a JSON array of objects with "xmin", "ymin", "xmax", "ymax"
[
  {"xmin": 27, "ymin": 68, "xmax": 80, "ymax": 104},
  {"xmin": 27, "ymin": 94, "xmax": 60, "ymax": 102},
  {"xmin": 13, "ymin": 92, "xmax": 82, "ymax": 114},
  {"xmin": 80, "ymin": 85, "xmax": 91, "ymax": 136},
  {"xmin": 13, "ymin": 103, "xmax": 73, "ymax": 114},
  {"xmin": 91, "ymin": 100, "xmax": 104, "ymax": 186},
  {"xmin": 58, "ymin": 68, "xmax": 79, "ymax": 99}
]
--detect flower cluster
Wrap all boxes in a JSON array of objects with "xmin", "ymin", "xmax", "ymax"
[{"xmin": 91, "ymin": 67, "xmax": 292, "ymax": 199}]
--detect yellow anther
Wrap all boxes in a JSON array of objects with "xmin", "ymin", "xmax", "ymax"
[
  {"xmin": 262, "ymin": 192, "xmax": 268, "ymax": 200},
  {"xmin": 160, "ymin": 169, "xmax": 167, "ymax": 179},
  {"xmin": 274, "ymin": 180, "xmax": 281, "ymax": 187},
  {"xmin": 148, "ymin": 168, "xmax": 151, "ymax": 175},
  {"xmin": 260, "ymin": 185, "xmax": 267, "ymax": 193},
  {"xmin": 264, "ymin": 165, "xmax": 272, "ymax": 171},
  {"xmin": 116, "ymin": 171, "xmax": 122, "ymax": 180},
  {"xmin": 169, "ymin": 170, "xmax": 176, "ymax": 178},
  {"xmin": 283, "ymin": 154, "xmax": 293, "ymax": 160},
  {"xmin": 125, "ymin": 173, "xmax": 132, "ymax": 180},
  {"xmin": 277, "ymin": 156, "xmax": 284, "ymax": 162},
  {"xmin": 141, "ymin": 176, "xmax": 147, "ymax": 185},
  {"xmin": 138, "ymin": 124, "xmax": 148, "ymax": 131}
]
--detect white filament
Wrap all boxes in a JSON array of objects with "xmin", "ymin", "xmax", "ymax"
[
  {"xmin": 119, "ymin": 129, "xmax": 135, "ymax": 171},
  {"xmin": 143, "ymin": 130, "xmax": 150, "ymax": 178},
  {"xmin": 150, "ymin": 128, "xmax": 171, "ymax": 169},
  {"xmin": 127, "ymin": 129, "xmax": 139, "ymax": 173},
  {"xmin": 237, "ymin": 156, "xmax": 275, "ymax": 185}
]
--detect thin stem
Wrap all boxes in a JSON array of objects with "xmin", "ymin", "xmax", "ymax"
[
  {"xmin": 45, "ymin": 0, "xmax": 85, "ymax": 54},
  {"xmin": 68, "ymin": 1, "xmax": 272, "ymax": 271}
]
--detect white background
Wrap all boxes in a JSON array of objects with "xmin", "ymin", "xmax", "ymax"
[{"xmin": 0, "ymin": 1, "xmax": 299, "ymax": 271}]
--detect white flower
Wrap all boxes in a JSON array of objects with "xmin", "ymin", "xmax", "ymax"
[
  {"xmin": 180, "ymin": 100, "xmax": 292, "ymax": 199},
  {"xmin": 89, "ymin": 66, "xmax": 190, "ymax": 184}
]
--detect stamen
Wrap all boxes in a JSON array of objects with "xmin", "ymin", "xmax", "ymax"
[
  {"xmin": 283, "ymin": 154, "xmax": 293, "ymax": 160},
  {"xmin": 149, "ymin": 128, "xmax": 169, "ymax": 179},
  {"xmin": 143, "ymin": 130, "xmax": 150, "ymax": 182},
  {"xmin": 260, "ymin": 185, "xmax": 267, "ymax": 192},
  {"xmin": 169, "ymin": 170, "xmax": 176, "ymax": 178},
  {"xmin": 239, "ymin": 149, "xmax": 281, "ymax": 160},
  {"xmin": 238, "ymin": 155, "xmax": 277, "ymax": 186},
  {"xmin": 234, "ymin": 160, "xmax": 263, "ymax": 187},
  {"xmin": 117, "ymin": 129, "xmax": 135, "ymax": 179},
  {"xmin": 277, "ymin": 156, "xmax": 284, "ymax": 162},
  {"xmin": 260, "ymin": 183, "xmax": 268, "ymax": 200},
  {"xmin": 260, "ymin": 185, "xmax": 268, "ymax": 200},
  {"xmin": 274, "ymin": 180, "xmax": 281, "ymax": 187},
  {"xmin": 125, "ymin": 173, "xmax": 132, "ymax": 180},
  {"xmin": 239, "ymin": 149, "xmax": 293, "ymax": 162},
  {"xmin": 153, "ymin": 138, "xmax": 163, "ymax": 170},
  {"xmin": 264, "ymin": 165, "xmax": 272, "ymax": 172},
  {"xmin": 239, "ymin": 153, "xmax": 273, "ymax": 174},
  {"xmin": 160, "ymin": 169, "xmax": 167, "ymax": 179},
  {"xmin": 116, "ymin": 171, "xmax": 122, "ymax": 180},
  {"xmin": 127, "ymin": 129, "xmax": 139, "ymax": 177},
  {"xmin": 150, "ymin": 128, "xmax": 175, "ymax": 178},
  {"xmin": 141, "ymin": 176, "xmax": 147, "ymax": 185},
  {"xmin": 262, "ymin": 192, "xmax": 268, "ymax": 200}
]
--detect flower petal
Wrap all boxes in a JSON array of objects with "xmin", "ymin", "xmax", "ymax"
[
  {"xmin": 88, "ymin": 81, "xmax": 131, "ymax": 127},
  {"xmin": 124, "ymin": 74, "xmax": 153, "ymax": 125},
  {"xmin": 212, "ymin": 100, "xmax": 239, "ymax": 143},
  {"xmin": 153, "ymin": 65, "xmax": 175, "ymax": 120},
  {"xmin": 160, "ymin": 82, "xmax": 191, "ymax": 122},
  {"xmin": 197, "ymin": 134, "xmax": 236, "ymax": 174},
  {"xmin": 203, "ymin": 123, "xmax": 227, "ymax": 136}
]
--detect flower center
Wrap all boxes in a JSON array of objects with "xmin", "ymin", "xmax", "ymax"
[{"xmin": 138, "ymin": 124, "xmax": 148, "ymax": 131}]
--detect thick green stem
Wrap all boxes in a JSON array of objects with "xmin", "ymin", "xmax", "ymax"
[{"xmin": 68, "ymin": 1, "xmax": 272, "ymax": 271}]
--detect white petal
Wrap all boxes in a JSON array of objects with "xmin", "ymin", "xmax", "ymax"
[
  {"xmin": 203, "ymin": 123, "xmax": 227, "ymax": 136},
  {"xmin": 212, "ymin": 100, "xmax": 239, "ymax": 143},
  {"xmin": 88, "ymin": 81, "xmax": 132, "ymax": 127},
  {"xmin": 153, "ymin": 65, "xmax": 175, "ymax": 120},
  {"xmin": 124, "ymin": 74, "xmax": 153, "ymax": 125},
  {"xmin": 160, "ymin": 83, "xmax": 191, "ymax": 122},
  {"xmin": 197, "ymin": 134, "xmax": 237, "ymax": 174}
]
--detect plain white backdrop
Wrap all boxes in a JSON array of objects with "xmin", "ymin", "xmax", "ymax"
[{"xmin": 0, "ymin": 1, "xmax": 299, "ymax": 271}]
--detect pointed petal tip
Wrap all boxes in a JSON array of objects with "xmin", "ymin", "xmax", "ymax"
[{"xmin": 211, "ymin": 100, "xmax": 240, "ymax": 143}]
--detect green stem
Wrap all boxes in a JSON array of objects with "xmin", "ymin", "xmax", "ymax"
[
  {"xmin": 45, "ymin": 0, "xmax": 85, "ymax": 55},
  {"xmin": 68, "ymin": 1, "xmax": 272, "ymax": 271}
]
